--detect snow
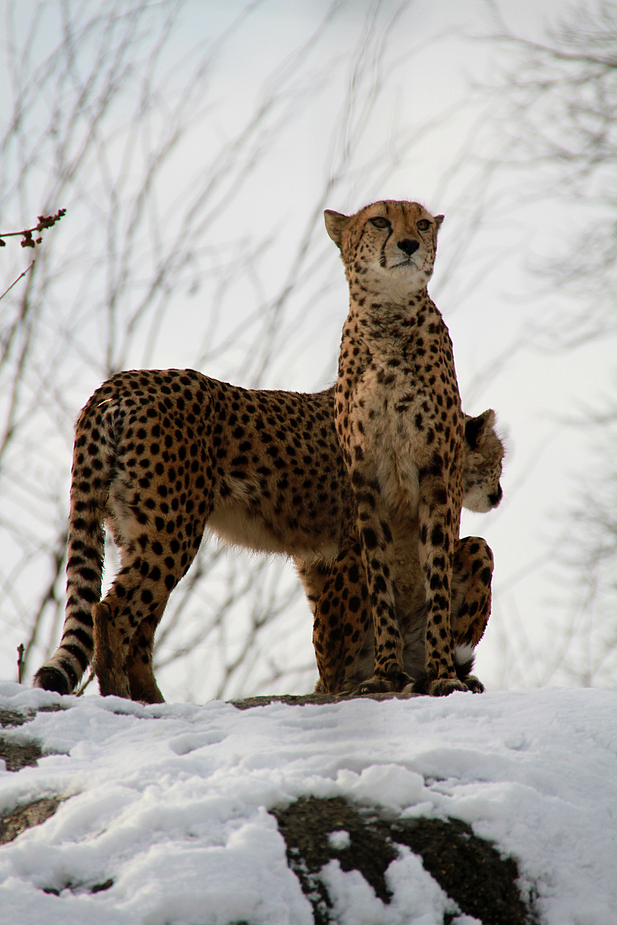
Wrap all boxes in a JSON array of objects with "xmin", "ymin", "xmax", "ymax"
[
  {"xmin": 319, "ymin": 847, "xmax": 456, "ymax": 925},
  {"xmin": 0, "ymin": 683, "xmax": 615, "ymax": 925},
  {"xmin": 328, "ymin": 829, "xmax": 351, "ymax": 850}
]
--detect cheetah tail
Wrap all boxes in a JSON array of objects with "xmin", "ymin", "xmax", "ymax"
[{"xmin": 33, "ymin": 398, "xmax": 113, "ymax": 694}]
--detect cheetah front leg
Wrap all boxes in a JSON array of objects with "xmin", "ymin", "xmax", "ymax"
[
  {"xmin": 413, "ymin": 481, "xmax": 467, "ymax": 696},
  {"xmin": 351, "ymin": 491, "xmax": 412, "ymax": 694}
]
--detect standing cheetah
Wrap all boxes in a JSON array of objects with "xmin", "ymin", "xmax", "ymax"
[
  {"xmin": 33, "ymin": 367, "xmax": 502, "ymax": 701},
  {"xmin": 34, "ymin": 374, "xmax": 347, "ymax": 702},
  {"xmin": 322, "ymin": 199, "xmax": 469, "ymax": 696}
]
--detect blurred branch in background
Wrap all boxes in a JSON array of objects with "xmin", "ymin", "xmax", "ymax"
[
  {"xmin": 0, "ymin": 0, "xmax": 442, "ymax": 700},
  {"xmin": 555, "ymin": 403, "xmax": 617, "ymax": 687},
  {"xmin": 480, "ymin": 0, "xmax": 617, "ymax": 346},
  {"xmin": 475, "ymin": 0, "xmax": 617, "ymax": 687}
]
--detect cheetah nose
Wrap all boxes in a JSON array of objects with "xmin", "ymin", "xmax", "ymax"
[
  {"xmin": 489, "ymin": 485, "xmax": 503, "ymax": 507},
  {"xmin": 398, "ymin": 238, "xmax": 419, "ymax": 256}
]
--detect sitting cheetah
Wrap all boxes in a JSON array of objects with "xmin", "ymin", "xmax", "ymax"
[
  {"xmin": 307, "ymin": 411, "xmax": 503, "ymax": 694},
  {"xmin": 33, "ymin": 366, "xmax": 502, "ymax": 701},
  {"xmin": 323, "ymin": 199, "xmax": 470, "ymax": 696},
  {"xmin": 312, "ymin": 536, "xmax": 495, "ymax": 695}
]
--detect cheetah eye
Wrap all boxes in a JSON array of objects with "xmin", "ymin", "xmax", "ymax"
[
  {"xmin": 416, "ymin": 219, "xmax": 431, "ymax": 231},
  {"xmin": 369, "ymin": 217, "xmax": 391, "ymax": 229}
]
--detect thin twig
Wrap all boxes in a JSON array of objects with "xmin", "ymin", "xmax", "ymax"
[{"xmin": 0, "ymin": 261, "xmax": 35, "ymax": 303}]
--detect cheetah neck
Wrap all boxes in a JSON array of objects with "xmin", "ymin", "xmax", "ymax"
[{"xmin": 346, "ymin": 287, "xmax": 443, "ymax": 349}]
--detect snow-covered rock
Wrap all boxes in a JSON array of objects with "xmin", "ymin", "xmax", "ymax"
[{"xmin": 0, "ymin": 683, "xmax": 615, "ymax": 924}]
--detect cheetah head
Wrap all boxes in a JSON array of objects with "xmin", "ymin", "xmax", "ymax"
[
  {"xmin": 324, "ymin": 200, "xmax": 444, "ymax": 296},
  {"xmin": 462, "ymin": 410, "xmax": 505, "ymax": 513}
]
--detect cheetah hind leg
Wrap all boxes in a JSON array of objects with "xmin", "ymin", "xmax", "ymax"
[
  {"xmin": 125, "ymin": 606, "xmax": 165, "ymax": 704},
  {"xmin": 92, "ymin": 602, "xmax": 166, "ymax": 702},
  {"xmin": 451, "ymin": 534, "xmax": 494, "ymax": 694},
  {"xmin": 92, "ymin": 601, "xmax": 131, "ymax": 700},
  {"xmin": 455, "ymin": 650, "xmax": 484, "ymax": 693}
]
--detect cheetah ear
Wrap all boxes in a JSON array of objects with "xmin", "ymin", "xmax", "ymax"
[
  {"xmin": 464, "ymin": 409, "xmax": 495, "ymax": 449},
  {"xmin": 434, "ymin": 214, "xmax": 445, "ymax": 232},
  {"xmin": 324, "ymin": 210, "xmax": 348, "ymax": 248}
]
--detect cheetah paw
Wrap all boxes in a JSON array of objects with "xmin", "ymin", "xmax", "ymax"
[
  {"xmin": 411, "ymin": 673, "xmax": 469, "ymax": 697},
  {"xmin": 356, "ymin": 670, "xmax": 412, "ymax": 695}
]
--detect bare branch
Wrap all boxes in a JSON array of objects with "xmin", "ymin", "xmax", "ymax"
[
  {"xmin": 0, "ymin": 260, "xmax": 34, "ymax": 303},
  {"xmin": 0, "ymin": 208, "xmax": 66, "ymax": 247}
]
